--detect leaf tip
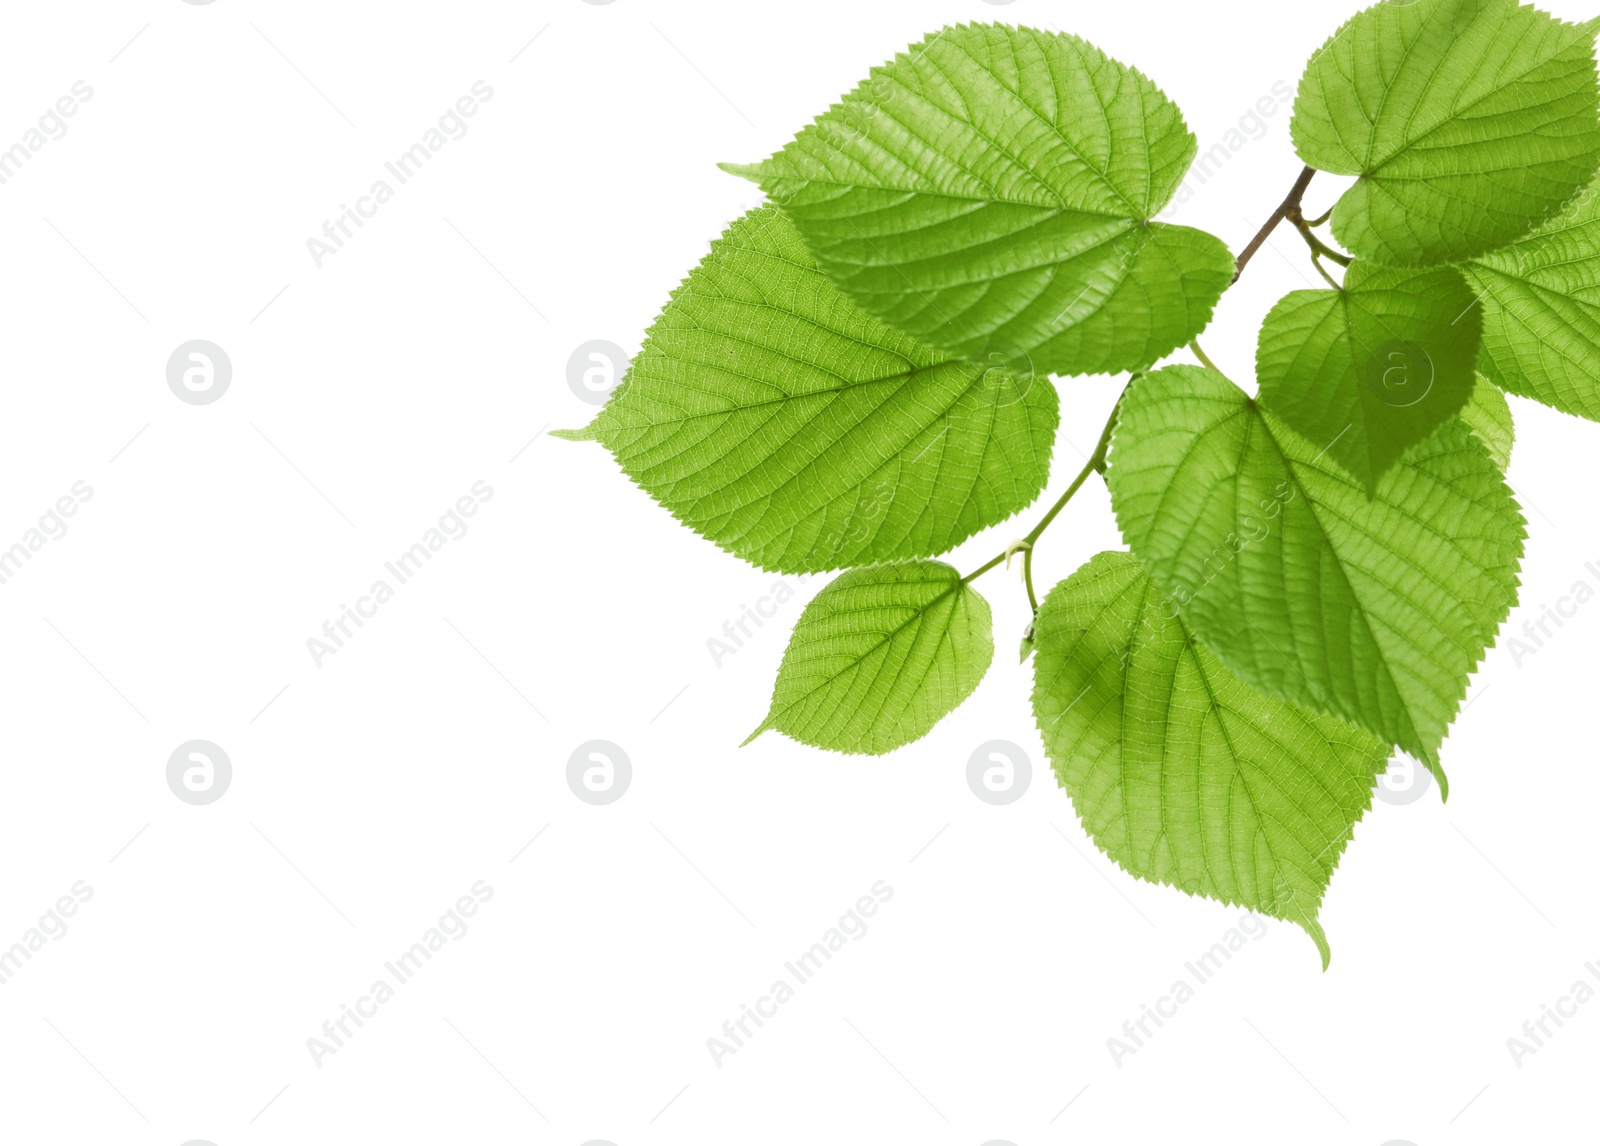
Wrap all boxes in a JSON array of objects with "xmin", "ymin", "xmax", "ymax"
[
  {"xmin": 1416, "ymin": 749, "xmax": 1449, "ymax": 803},
  {"xmin": 740, "ymin": 717, "xmax": 775, "ymax": 748},
  {"xmin": 717, "ymin": 161, "xmax": 764, "ymax": 184},
  {"xmin": 549, "ymin": 426, "xmax": 596, "ymax": 443},
  {"xmin": 1301, "ymin": 917, "xmax": 1331, "ymax": 972}
]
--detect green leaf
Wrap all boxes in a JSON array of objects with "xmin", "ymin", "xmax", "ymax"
[
  {"xmin": 747, "ymin": 561, "xmax": 992, "ymax": 754},
  {"xmin": 1291, "ymin": 0, "xmax": 1600, "ymax": 265},
  {"xmin": 1032, "ymin": 551, "xmax": 1390, "ymax": 967},
  {"xmin": 1106, "ymin": 364, "xmax": 1525, "ymax": 776},
  {"xmin": 722, "ymin": 23, "xmax": 1236, "ymax": 377},
  {"xmin": 1255, "ymin": 261, "xmax": 1481, "ymax": 490},
  {"xmin": 556, "ymin": 207, "xmax": 1059, "ymax": 573},
  {"xmin": 1463, "ymin": 180, "xmax": 1600, "ymax": 421},
  {"xmin": 1459, "ymin": 373, "xmax": 1515, "ymax": 471}
]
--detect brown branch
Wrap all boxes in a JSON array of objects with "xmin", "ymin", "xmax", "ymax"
[{"xmin": 1233, "ymin": 165, "xmax": 1317, "ymax": 283}]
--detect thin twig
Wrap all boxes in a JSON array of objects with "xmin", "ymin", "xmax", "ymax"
[
  {"xmin": 1234, "ymin": 165, "xmax": 1317, "ymax": 282},
  {"xmin": 964, "ymin": 393, "xmax": 1123, "ymax": 585}
]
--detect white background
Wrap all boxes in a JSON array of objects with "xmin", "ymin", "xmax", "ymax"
[{"xmin": 0, "ymin": 1, "xmax": 1596, "ymax": 1143}]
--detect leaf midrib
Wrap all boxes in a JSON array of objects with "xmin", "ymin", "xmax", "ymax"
[
  {"xmin": 609, "ymin": 355, "xmax": 971, "ymax": 432},
  {"xmin": 772, "ymin": 27, "xmax": 1169, "ymax": 219},
  {"xmin": 1362, "ymin": 13, "xmax": 1588, "ymax": 174},
  {"xmin": 771, "ymin": 574, "xmax": 966, "ymax": 729},
  {"xmin": 1188, "ymin": 400, "xmax": 1425, "ymax": 757}
]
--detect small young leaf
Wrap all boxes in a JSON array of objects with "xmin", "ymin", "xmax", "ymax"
[
  {"xmin": 1464, "ymin": 180, "xmax": 1600, "ymax": 421},
  {"xmin": 723, "ymin": 23, "xmax": 1235, "ymax": 377},
  {"xmin": 1459, "ymin": 374, "xmax": 1515, "ymax": 471},
  {"xmin": 1106, "ymin": 364, "xmax": 1525, "ymax": 776},
  {"xmin": 1032, "ymin": 551, "xmax": 1390, "ymax": 967},
  {"xmin": 747, "ymin": 561, "xmax": 992, "ymax": 754},
  {"xmin": 1292, "ymin": 0, "xmax": 1600, "ymax": 265},
  {"xmin": 556, "ymin": 208, "xmax": 1058, "ymax": 573},
  {"xmin": 1255, "ymin": 262, "xmax": 1481, "ymax": 490}
]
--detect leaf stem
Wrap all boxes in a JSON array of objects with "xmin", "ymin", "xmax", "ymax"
[
  {"xmin": 1189, "ymin": 339, "xmax": 1222, "ymax": 373},
  {"xmin": 1233, "ymin": 165, "xmax": 1317, "ymax": 282},
  {"xmin": 1290, "ymin": 214, "xmax": 1353, "ymax": 269},
  {"xmin": 961, "ymin": 552, "xmax": 1008, "ymax": 583},
  {"xmin": 962, "ymin": 391, "xmax": 1123, "ymax": 587},
  {"xmin": 1309, "ymin": 250, "xmax": 1342, "ymax": 290},
  {"xmin": 1022, "ymin": 398, "xmax": 1121, "ymax": 547}
]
